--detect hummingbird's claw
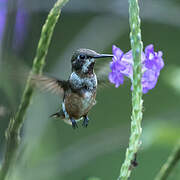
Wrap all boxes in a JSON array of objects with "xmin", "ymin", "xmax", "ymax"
[
  {"xmin": 82, "ymin": 116, "xmax": 89, "ymax": 128},
  {"xmin": 70, "ymin": 118, "xmax": 78, "ymax": 129}
]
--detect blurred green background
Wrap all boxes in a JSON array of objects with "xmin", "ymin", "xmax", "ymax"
[{"xmin": 0, "ymin": 0, "xmax": 180, "ymax": 180}]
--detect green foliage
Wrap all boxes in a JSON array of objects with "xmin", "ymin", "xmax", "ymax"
[
  {"xmin": 0, "ymin": 0, "xmax": 69, "ymax": 179},
  {"xmin": 1, "ymin": 1, "xmax": 180, "ymax": 180},
  {"xmin": 87, "ymin": 177, "xmax": 101, "ymax": 180}
]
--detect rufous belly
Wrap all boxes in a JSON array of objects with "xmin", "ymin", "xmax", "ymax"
[{"xmin": 64, "ymin": 91, "xmax": 96, "ymax": 119}]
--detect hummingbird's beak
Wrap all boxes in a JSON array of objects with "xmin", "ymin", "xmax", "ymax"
[{"xmin": 93, "ymin": 54, "xmax": 114, "ymax": 59}]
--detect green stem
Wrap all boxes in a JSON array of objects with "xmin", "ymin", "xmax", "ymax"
[
  {"xmin": 155, "ymin": 141, "xmax": 180, "ymax": 180},
  {"xmin": 0, "ymin": 0, "xmax": 69, "ymax": 179},
  {"xmin": 118, "ymin": 0, "xmax": 143, "ymax": 179}
]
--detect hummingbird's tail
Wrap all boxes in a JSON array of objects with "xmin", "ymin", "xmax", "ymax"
[
  {"xmin": 50, "ymin": 109, "xmax": 72, "ymax": 126},
  {"xmin": 50, "ymin": 109, "xmax": 83, "ymax": 126},
  {"xmin": 50, "ymin": 109, "xmax": 65, "ymax": 119}
]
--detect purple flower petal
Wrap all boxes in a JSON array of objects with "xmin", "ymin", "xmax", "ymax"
[
  {"xmin": 145, "ymin": 44, "xmax": 155, "ymax": 59},
  {"xmin": 108, "ymin": 60, "xmax": 125, "ymax": 88},
  {"xmin": 142, "ymin": 69, "xmax": 158, "ymax": 93},
  {"xmin": 109, "ymin": 71, "xmax": 124, "ymax": 88},
  {"xmin": 112, "ymin": 45, "xmax": 124, "ymax": 61},
  {"xmin": 157, "ymin": 51, "xmax": 164, "ymax": 70}
]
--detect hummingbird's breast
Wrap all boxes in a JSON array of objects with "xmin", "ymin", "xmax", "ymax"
[
  {"xmin": 69, "ymin": 72, "xmax": 97, "ymax": 90},
  {"xmin": 64, "ymin": 72, "xmax": 97, "ymax": 119}
]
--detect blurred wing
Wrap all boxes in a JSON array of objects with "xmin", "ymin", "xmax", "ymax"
[
  {"xmin": 95, "ymin": 61, "xmax": 112, "ymax": 90},
  {"xmin": 31, "ymin": 74, "xmax": 69, "ymax": 95}
]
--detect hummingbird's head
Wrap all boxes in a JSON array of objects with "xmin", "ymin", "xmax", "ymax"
[{"xmin": 71, "ymin": 48, "xmax": 113, "ymax": 75}]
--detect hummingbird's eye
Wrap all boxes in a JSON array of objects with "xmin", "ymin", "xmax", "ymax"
[{"xmin": 79, "ymin": 54, "xmax": 86, "ymax": 59}]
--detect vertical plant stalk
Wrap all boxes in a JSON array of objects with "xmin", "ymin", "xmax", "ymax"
[
  {"xmin": 155, "ymin": 141, "xmax": 180, "ymax": 180},
  {"xmin": 117, "ymin": 0, "xmax": 143, "ymax": 179},
  {"xmin": 0, "ymin": 0, "xmax": 69, "ymax": 179}
]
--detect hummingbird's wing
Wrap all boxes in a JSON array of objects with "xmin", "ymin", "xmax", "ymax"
[
  {"xmin": 95, "ymin": 61, "xmax": 112, "ymax": 90},
  {"xmin": 31, "ymin": 74, "xmax": 69, "ymax": 95}
]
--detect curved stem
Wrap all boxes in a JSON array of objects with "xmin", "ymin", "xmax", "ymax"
[
  {"xmin": 0, "ymin": 0, "xmax": 69, "ymax": 179},
  {"xmin": 117, "ymin": 0, "xmax": 143, "ymax": 179},
  {"xmin": 155, "ymin": 141, "xmax": 180, "ymax": 180}
]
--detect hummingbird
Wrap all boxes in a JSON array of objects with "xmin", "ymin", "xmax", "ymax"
[{"xmin": 33, "ymin": 49, "xmax": 113, "ymax": 129}]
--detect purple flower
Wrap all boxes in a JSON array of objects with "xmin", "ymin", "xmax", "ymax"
[
  {"xmin": 0, "ymin": 0, "xmax": 7, "ymax": 42},
  {"xmin": 108, "ymin": 44, "xmax": 164, "ymax": 94},
  {"xmin": 13, "ymin": 0, "xmax": 29, "ymax": 51}
]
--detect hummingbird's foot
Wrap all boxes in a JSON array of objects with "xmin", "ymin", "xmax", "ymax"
[
  {"xmin": 82, "ymin": 116, "xmax": 89, "ymax": 128},
  {"xmin": 70, "ymin": 118, "xmax": 78, "ymax": 129}
]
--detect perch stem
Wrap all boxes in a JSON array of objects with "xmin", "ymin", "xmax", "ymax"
[{"xmin": 117, "ymin": 0, "xmax": 143, "ymax": 179}]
